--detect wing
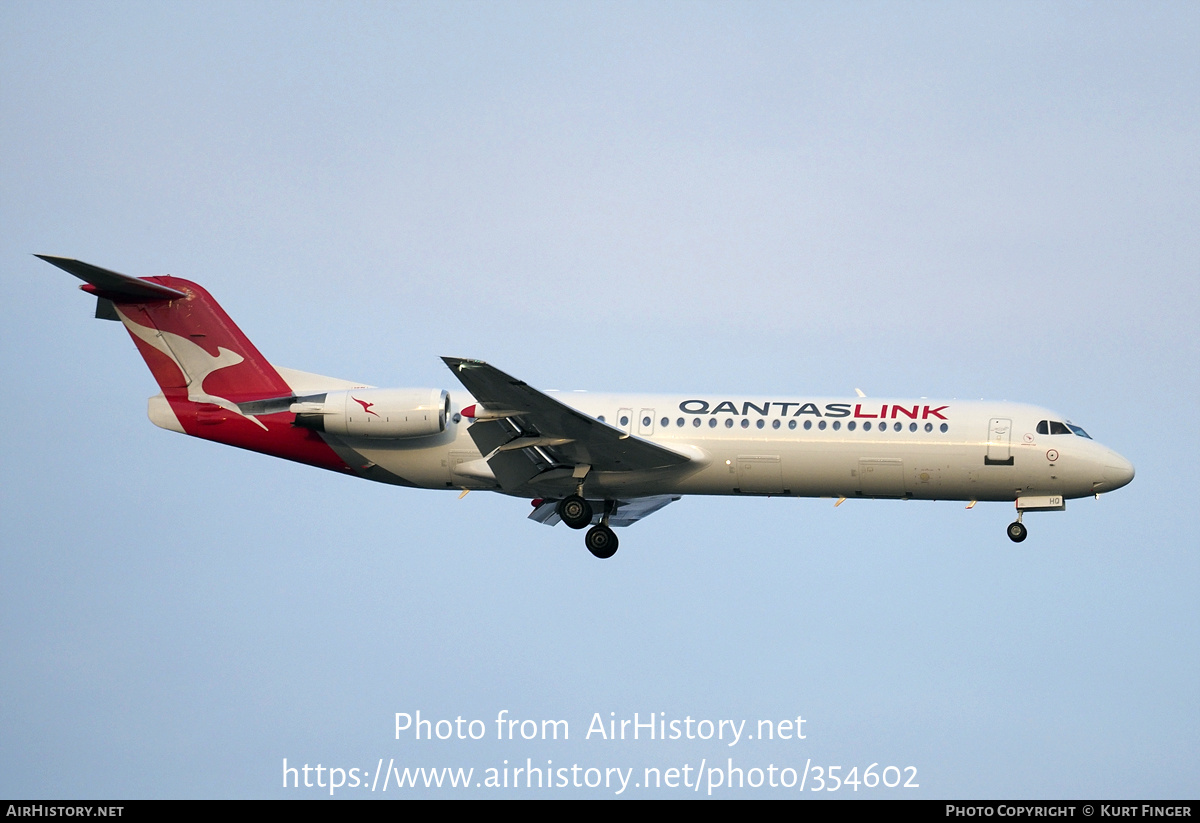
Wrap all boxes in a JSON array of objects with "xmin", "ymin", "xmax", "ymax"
[{"xmin": 442, "ymin": 357, "xmax": 692, "ymax": 493}]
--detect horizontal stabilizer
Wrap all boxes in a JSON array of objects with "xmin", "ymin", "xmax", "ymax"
[{"xmin": 36, "ymin": 255, "xmax": 186, "ymax": 301}]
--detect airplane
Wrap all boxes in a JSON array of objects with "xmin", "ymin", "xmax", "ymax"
[{"xmin": 39, "ymin": 255, "xmax": 1135, "ymax": 558}]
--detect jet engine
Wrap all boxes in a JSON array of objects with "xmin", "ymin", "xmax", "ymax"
[{"xmin": 291, "ymin": 388, "xmax": 450, "ymax": 439}]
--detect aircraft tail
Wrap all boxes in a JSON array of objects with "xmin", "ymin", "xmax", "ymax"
[{"xmin": 40, "ymin": 255, "xmax": 352, "ymax": 473}]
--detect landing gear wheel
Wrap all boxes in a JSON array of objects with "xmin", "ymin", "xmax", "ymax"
[
  {"xmin": 1007, "ymin": 521, "xmax": 1028, "ymax": 543},
  {"xmin": 557, "ymin": 495, "xmax": 592, "ymax": 530},
  {"xmin": 585, "ymin": 525, "xmax": 618, "ymax": 559}
]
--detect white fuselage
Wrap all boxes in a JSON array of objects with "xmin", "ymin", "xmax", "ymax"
[{"xmin": 332, "ymin": 391, "xmax": 1134, "ymax": 504}]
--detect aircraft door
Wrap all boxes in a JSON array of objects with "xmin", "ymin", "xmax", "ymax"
[
  {"xmin": 617, "ymin": 408, "xmax": 633, "ymax": 434},
  {"xmin": 986, "ymin": 418, "xmax": 1014, "ymax": 465}
]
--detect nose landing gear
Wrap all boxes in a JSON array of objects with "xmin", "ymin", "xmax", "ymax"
[
  {"xmin": 1006, "ymin": 519, "xmax": 1028, "ymax": 542},
  {"xmin": 1006, "ymin": 495, "xmax": 1065, "ymax": 543}
]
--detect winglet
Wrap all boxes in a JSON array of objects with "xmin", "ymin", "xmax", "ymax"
[{"xmin": 36, "ymin": 255, "xmax": 187, "ymax": 301}]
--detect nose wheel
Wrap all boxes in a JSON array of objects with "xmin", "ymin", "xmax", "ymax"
[{"xmin": 1007, "ymin": 520, "xmax": 1028, "ymax": 543}]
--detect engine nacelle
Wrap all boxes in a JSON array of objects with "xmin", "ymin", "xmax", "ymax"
[{"xmin": 291, "ymin": 388, "xmax": 450, "ymax": 439}]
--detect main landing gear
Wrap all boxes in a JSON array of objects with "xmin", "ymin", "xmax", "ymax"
[
  {"xmin": 556, "ymin": 495, "xmax": 592, "ymax": 530},
  {"xmin": 585, "ymin": 524, "xmax": 618, "ymax": 559},
  {"xmin": 555, "ymin": 494, "xmax": 619, "ymax": 558}
]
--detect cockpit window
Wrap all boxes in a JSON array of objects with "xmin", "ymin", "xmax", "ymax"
[
  {"xmin": 1038, "ymin": 420, "xmax": 1074, "ymax": 435},
  {"xmin": 1066, "ymin": 423, "xmax": 1092, "ymax": 439},
  {"xmin": 1037, "ymin": 420, "xmax": 1048, "ymax": 435}
]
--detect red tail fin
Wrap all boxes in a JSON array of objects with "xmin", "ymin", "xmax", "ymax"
[
  {"xmin": 110, "ymin": 277, "xmax": 294, "ymax": 412},
  {"xmin": 41, "ymin": 256, "xmax": 351, "ymax": 474}
]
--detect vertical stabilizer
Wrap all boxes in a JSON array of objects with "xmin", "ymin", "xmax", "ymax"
[{"xmin": 39, "ymin": 255, "xmax": 352, "ymax": 474}]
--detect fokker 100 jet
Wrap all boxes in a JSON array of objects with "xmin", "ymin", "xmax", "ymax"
[{"xmin": 40, "ymin": 255, "xmax": 1135, "ymax": 558}]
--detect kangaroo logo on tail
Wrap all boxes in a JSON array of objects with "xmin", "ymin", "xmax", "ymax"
[
  {"xmin": 38, "ymin": 254, "xmax": 356, "ymax": 477},
  {"xmin": 118, "ymin": 309, "xmax": 268, "ymax": 430}
]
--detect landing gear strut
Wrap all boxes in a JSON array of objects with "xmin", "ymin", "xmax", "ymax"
[
  {"xmin": 557, "ymin": 495, "xmax": 592, "ymax": 530},
  {"xmin": 585, "ymin": 524, "xmax": 618, "ymax": 559}
]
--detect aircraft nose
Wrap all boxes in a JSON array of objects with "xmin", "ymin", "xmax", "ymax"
[{"xmin": 1099, "ymin": 453, "xmax": 1135, "ymax": 492}]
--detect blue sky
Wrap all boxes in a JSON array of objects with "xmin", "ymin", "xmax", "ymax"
[{"xmin": 2, "ymin": 1, "xmax": 1196, "ymax": 798}]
